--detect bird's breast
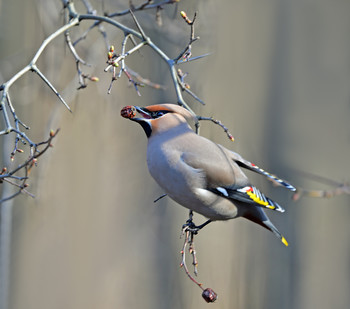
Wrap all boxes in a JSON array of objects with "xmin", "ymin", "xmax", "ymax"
[
  {"xmin": 146, "ymin": 136, "xmax": 239, "ymax": 220},
  {"xmin": 147, "ymin": 139, "xmax": 192, "ymax": 198}
]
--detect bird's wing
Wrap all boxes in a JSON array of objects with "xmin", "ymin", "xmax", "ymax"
[
  {"xmin": 210, "ymin": 185, "xmax": 285, "ymax": 213},
  {"xmin": 180, "ymin": 140, "xmax": 285, "ymax": 213},
  {"xmin": 180, "ymin": 137, "xmax": 250, "ymax": 188},
  {"xmin": 218, "ymin": 145, "xmax": 296, "ymax": 192}
]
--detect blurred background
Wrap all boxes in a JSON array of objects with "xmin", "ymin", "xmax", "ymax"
[{"xmin": 0, "ymin": 0, "xmax": 350, "ymax": 308}]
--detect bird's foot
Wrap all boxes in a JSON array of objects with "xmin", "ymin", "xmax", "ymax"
[{"xmin": 182, "ymin": 218, "xmax": 212, "ymax": 235}]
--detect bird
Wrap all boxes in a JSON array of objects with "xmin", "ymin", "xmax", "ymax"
[{"xmin": 121, "ymin": 103, "xmax": 296, "ymax": 246}]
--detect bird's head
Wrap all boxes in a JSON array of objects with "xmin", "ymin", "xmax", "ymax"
[{"xmin": 121, "ymin": 104, "xmax": 196, "ymax": 137}]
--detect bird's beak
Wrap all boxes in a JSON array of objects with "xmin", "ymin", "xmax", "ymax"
[
  {"xmin": 134, "ymin": 106, "xmax": 153, "ymax": 119},
  {"xmin": 120, "ymin": 105, "xmax": 151, "ymax": 121},
  {"xmin": 121, "ymin": 105, "xmax": 153, "ymax": 138}
]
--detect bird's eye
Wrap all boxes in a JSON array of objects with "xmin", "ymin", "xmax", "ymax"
[{"xmin": 151, "ymin": 111, "xmax": 166, "ymax": 118}]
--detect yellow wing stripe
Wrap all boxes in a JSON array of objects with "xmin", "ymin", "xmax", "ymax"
[
  {"xmin": 236, "ymin": 186, "xmax": 285, "ymax": 212},
  {"xmin": 246, "ymin": 190, "xmax": 275, "ymax": 209}
]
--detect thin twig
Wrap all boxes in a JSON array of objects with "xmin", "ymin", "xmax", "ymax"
[
  {"xmin": 176, "ymin": 53, "xmax": 211, "ymax": 65},
  {"xmin": 6, "ymin": 93, "xmax": 30, "ymax": 130},
  {"xmin": 129, "ymin": 9, "xmax": 147, "ymax": 41},
  {"xmin": 175, "ymin": 11, "xmax": 199, "ymax": 63},
  {"xmin": 65, "ymin": 2, "xmax": 194, "ymax": 113},
  {"xmin": 1, "ymin": 178, "xmax": 35, "ymax": 198},
  {"xmin": 31, "ymin": 65, "xmax": 72, "ymax": 112},
  {"xmin": 126, "ymin": 66, "xmax": 166, "ymax": 90},
  {"xmin": 197, "ymin": 116, "xmax": 235, "ymax": 142},
  {"xmin": 0, "ymin": 129, "xmax": 59, "ymax": 203},
  {"xmin": 180, "ymin": 228, "xmax": 204, "ymax": 291},
  {"xmin": 292, "ymin": 183, "xmax": 350, "ymax": 201},
  {"xmin": 65, "ymin": 30, "xmax": 90, "ymax": 66}
]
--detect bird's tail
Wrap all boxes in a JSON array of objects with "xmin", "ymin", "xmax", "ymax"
[
  {"xmin": 262, "ymin": 219, "xmax": 289, "ymax": 247},
  {"xmin": 244, "ymin": 207, "xmax": 289, "ymax": 247}
]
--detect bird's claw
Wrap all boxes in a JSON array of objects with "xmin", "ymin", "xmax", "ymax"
[
  {"xmin": 182, "ymin": 220, "xmax": 200, "ymax": 234},
  {"xmin": 182, "ymin": 218, "xmax": 212, "ymax": 235}
]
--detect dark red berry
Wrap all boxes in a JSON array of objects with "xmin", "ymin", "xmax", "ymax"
[{"xmin": 202, "ymin": 288, "xmax": 218, "ymax": 303}]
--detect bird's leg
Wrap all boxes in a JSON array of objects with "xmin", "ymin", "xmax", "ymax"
[{"xmin": 182, "ymin": 214, "xmax": 212, "ymax": 234}]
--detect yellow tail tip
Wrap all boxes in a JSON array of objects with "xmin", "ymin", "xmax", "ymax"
[{"xmin": 282, "ymin": 237, "xmax": 289, "ymax": 247}]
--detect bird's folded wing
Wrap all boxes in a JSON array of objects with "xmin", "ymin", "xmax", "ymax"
[
  {"xmin": 211, "ymin": 185, "xmax": 285, "ymax": 213},
  {"xmin": 218, "ymin": 145, "xmax": 296, "ymax": 192},
  {"xmin": 180, "ymin": 145, "xmax": 249, "ymax": 188}
]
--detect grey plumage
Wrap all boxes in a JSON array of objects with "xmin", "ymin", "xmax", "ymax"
[{"xmin": 122, "ymin": 104, "xmax": 294, "ymax": 246}]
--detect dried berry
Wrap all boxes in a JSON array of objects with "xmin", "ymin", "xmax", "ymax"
[
  {"xmin": 120, "ymin": 106, "xmax": 136, "ymax": 119},
  {"xmin": 202, "ymin": 288, "xmax": 218, "ymax": 303}
]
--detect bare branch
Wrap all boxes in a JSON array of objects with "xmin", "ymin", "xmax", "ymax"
[
  {"xmin": 177, "ymin": 69, "xmax": 205, "ymax": 105},
  {"xmin": 6, "ymin": 93, "xmax": 30, "ymax": 130},
  {"xmin": 197, "ymin": 116, "xmax": 235, "ymax": 142},
  {"xmin": 31, "ymin": 65, "xmax": 72, "ymax": 112},
  {"xmin": 176, "ymin": 52, "xmax": 211, "ymax": 65},
  {"xmin": 129, "ymin": 9, "xmax": 147, "ymax": 41},
  {"xmin": 0, "ymin": 129, "xmax": 59, "ymax": 203},
  {"xmin": 65, "ymin": 30, "xmax": 90, "ymax": 66},
  {"xmin": 290, "ymin": 171, "xmax": 350, "ymax": 201},
  {"xmin": 292, "ymin": 184, "xmax": 350, "ymax": 201},
  {"xmin": 175, "ymin": 11, "xmax": 199, "ymax": 63}
]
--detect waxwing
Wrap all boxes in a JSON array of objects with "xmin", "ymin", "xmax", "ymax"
[{"xmin": 121, "ymin": 104, "xmax": 296, "ymax": 246}]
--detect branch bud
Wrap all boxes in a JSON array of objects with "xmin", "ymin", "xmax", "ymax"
[
  {"xmin": 109, "ymin": 45, "xmax": 115, "ymax": 53},
  {"xmin": 108, "ymin": 52, "xmax": 113, "ymax": 59},
  {"xmin": 90, "ymin": 76, "xmax": 99, "ymax": 82},
  {"xmin": 180, "ymin": 11, "xmax": 192, "ymax": 24}
]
